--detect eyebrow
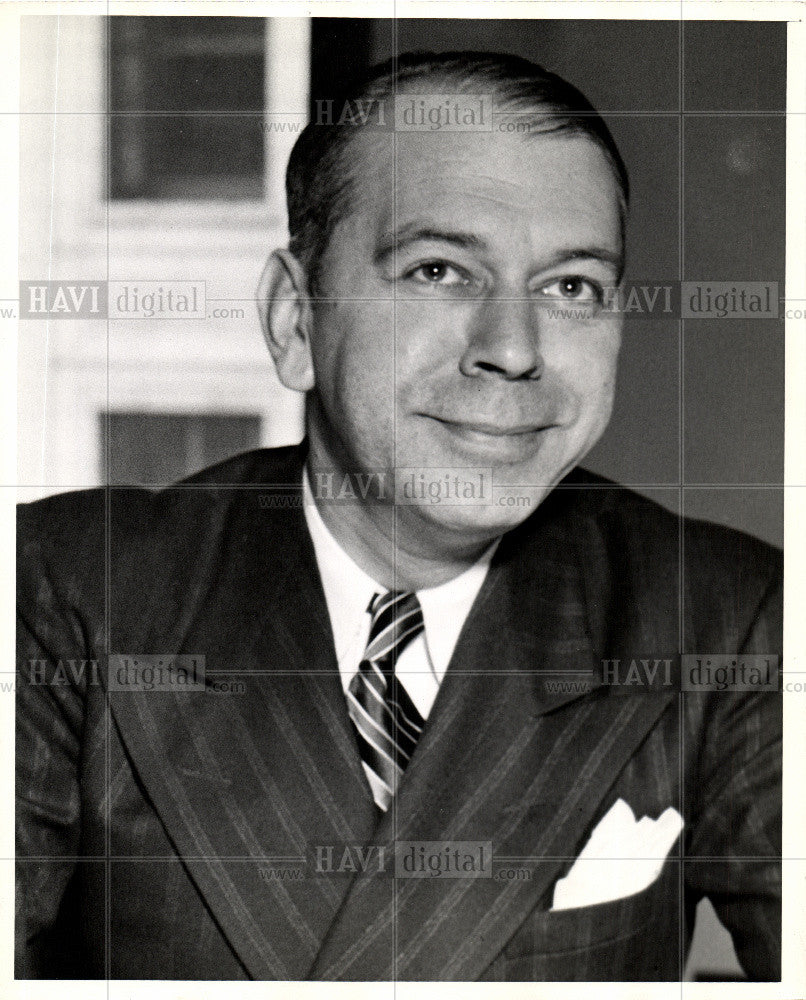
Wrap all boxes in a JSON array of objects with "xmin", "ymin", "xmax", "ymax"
[
  {"xmin": 374, "ymin": 225, "xmax": 489, "ymax": 264},
  {"xmin": 374, "ymin": 224, "xmax": 623, "ymax": 275},
  {"xmin": 549, "ymin": 247, "xmax": 624, "ymax": 271}
]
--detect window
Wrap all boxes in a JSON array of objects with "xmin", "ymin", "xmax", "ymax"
[
  {"xmin": 102, "ymin": 412, "xmax": 262, "ymax": 485},
  {"xmin": 109, "ymin": 17, "xmax": 266, "ymax": 200}
]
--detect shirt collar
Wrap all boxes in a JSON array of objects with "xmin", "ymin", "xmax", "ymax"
[
  {"xmin": 417, "ymin": 543, "xmax": 497, "ymax": 678},
  {"xmin": 302, "ymin": 468, "xmax": 497, "ymax": 678},
  {"xmin": 302, "ymin": 470, "xmax": 380, "ymax": 665}
]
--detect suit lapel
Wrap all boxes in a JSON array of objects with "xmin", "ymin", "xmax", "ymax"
[
  {"xmin": 105, "ymin": 451, "xmax": 379, "ymax": 980},
  {"xmin": 309, "ymin": 485, "xmax": 676, "ymax": 980}
]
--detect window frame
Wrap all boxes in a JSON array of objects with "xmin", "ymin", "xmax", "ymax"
[{"xmin": 105, "ymin": 16, "xmax": 310, "ymax": 240}]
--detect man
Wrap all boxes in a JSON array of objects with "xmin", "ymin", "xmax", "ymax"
[{"xmin": 16, "ymin": 51, "xmax": 781, "ymax": 981}]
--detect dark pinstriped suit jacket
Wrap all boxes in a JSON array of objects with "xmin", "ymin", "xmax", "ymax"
[{"xmin": 16, "ymin": 445, "xmax": 782, "ymax": 981}]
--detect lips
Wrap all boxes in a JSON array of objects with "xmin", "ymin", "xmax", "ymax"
[
  {"xmin": 423, "ymin": 415, "xmax": 554, "ymax": 436},
  {"xmin": 421, "ymin": 413, "xmax": 556, "ymax": 462},
  {"xmin": 431, "ymin": 418, "xmax": 546, "ymax": 436}
]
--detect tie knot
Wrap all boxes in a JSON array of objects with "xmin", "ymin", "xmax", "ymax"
[{"xmin": 365, "ymin": 591, "xmax": 424, "ymax": 666}]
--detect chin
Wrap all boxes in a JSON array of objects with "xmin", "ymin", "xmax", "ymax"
[{"xmin": 403, "ymin": 494, "xmax": 540, "ymax": 539}]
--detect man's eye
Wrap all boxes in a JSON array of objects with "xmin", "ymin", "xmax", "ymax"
[
  {"xmin": 406, "ymin": 261, "xmax": 470, "ymax": 286},
  {"xmin": 536, "ymin": 276, "xmax": 602, "ymax": 302}
]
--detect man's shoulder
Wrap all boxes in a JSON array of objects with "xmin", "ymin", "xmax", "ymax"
[
  {"xmin": 530, "ymin": 465, "xmax": 781, "ymax": 597},
  {"xmin": 18, "ymin": 447, "xmax": 301, "ymax": 519},
  {"xmin": 17, "ymin": 446, "xmax": 304, "ymax": 565}
]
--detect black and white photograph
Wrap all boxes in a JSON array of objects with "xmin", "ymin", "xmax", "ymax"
[{"xmin": 6, "ymin": 4, "xmax": 805, "ymax": 992}]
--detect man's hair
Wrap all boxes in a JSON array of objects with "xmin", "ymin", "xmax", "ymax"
[{"xmin": 286, "ymin": 50, "xmax": 630, "ymax": 293}]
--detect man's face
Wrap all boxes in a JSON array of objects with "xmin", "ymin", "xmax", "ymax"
[{"xmin": 305, "ymin": 127, "xmax": 624, "ymax": 542}]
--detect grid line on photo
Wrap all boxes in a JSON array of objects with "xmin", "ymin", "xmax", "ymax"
[
  {"xmin": 103, "ymin": 13, "xmax": 112, "ymax": 988},
  {"xmin": 9, "ymin": 482, "xmax": 803, "ymax": 491},
  {"xmin": 9, "ymin": 853, "xmax": 790, "ymax": 861},
  {"xmin": 678, "ymin": 14, "xmax": 686, "ymax": 991},
  {"xmin": 391, "ymin": 17, "xmax": 401, "ymax": 987},
  {"xmin": 10, "ymin": 109, "xmax": 798, "ymax": 115}
]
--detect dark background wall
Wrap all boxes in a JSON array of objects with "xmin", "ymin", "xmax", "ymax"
[{"xmin": 312, "ymin": 19, "xmax": 786, "ymax": 546}]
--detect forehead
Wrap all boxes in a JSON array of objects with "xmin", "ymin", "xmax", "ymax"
[{"xmin": 341, "ymin": 129, "xmax": 623, "ymax": 254}]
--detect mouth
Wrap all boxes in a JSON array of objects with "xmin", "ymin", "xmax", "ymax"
[
  {"xmin": 428, "ymin": 418, "xmax": 547, "ymax": 437},
  {"xmin": 421, "ymin": 414, "xmax": 558, "ymax": 460}
]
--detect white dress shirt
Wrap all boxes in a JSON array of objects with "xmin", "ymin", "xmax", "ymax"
[{"xmin": 302, "ymin": 469, "xmax": 496, "ymax": 721}]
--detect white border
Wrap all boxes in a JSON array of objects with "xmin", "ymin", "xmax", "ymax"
[{"xmin": 1, "ymin": 4, "xmax": 804, "ymax": 999}]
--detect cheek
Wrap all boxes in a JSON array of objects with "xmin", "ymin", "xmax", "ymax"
[
  {"xmin": 311, "ymin": 301, "xmax": 399, "ymax": 431},
  {"xmin": 390, "ymin": 302, "xmax": 471, "ymax": 398},
  {"xmin": 551, "ymin": 323, "xmax": 621, "ymax": 411},
  {"xmin": 567, "ymin": 337, "xmax": 621, "ymax": 453}
]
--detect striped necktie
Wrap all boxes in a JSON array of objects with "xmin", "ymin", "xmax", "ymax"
[{"xmin": 347, "ymin": 591, "xmax": 426, "ymax": 811}]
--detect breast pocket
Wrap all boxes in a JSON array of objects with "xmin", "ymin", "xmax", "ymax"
[{"xmin": 489, "ymin": 861, "xmax": 682, "ymax": 981}]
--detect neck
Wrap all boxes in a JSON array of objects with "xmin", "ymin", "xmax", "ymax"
[{"xmin": 305, "ymin": 457, "xmax": 497, "ymax": 592}]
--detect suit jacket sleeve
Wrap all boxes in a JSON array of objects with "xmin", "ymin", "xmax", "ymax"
[
  {"xmin": 685, "ymin": 564, "xmax": 782, "ymax": 981},
  {"xmin": 15, "ymin": 496, "xmax": 101, "ymax": 977}
]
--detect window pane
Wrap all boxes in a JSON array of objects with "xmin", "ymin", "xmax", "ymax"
[
  {"xmin": 109, "ymin": 17, "xmax": 266, "ymax": 199},
  {"xmin": 102, "ymin": 412, "xmax": 262, "ymax": 485}
]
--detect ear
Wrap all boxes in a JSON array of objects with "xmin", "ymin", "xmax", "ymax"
[{"xmin": 257, "ymin": 249, "xmax": 315, "ymax": 392}]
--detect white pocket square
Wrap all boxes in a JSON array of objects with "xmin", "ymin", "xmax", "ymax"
[{"xmin": 551, "ymin": 798, "xmax": 683, "ymax": 911}]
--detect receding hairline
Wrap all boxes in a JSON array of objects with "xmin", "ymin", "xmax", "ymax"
[
  {"xmin": 322, "ymin": 125, "xmax": 628, "ymax": 237},
  {"xmin": 286, "ymin": 51, "xmax": 630, "ymax": 289},
  {"xmin": 303, "ymin": 130, "xmax": 627, "ymax": 294}
]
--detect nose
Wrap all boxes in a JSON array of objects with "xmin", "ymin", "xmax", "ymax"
[{"xmin": 459, "ymin": 293, "xmax": 543, "ymax": 381}]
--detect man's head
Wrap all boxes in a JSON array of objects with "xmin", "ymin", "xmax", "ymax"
[{"xmin": 259, "ymin": 51, "xmax": 628, "ymax": 559}]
